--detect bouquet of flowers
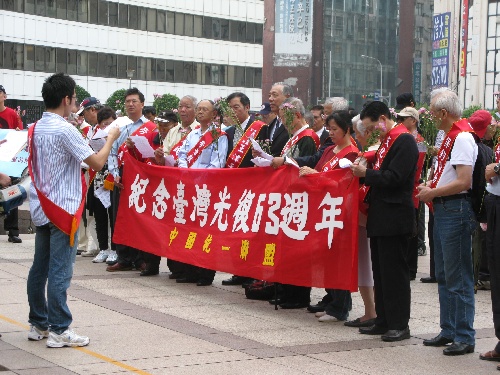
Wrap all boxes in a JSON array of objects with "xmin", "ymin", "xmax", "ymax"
[{"xmin": 280, "ymin": 102, "xmax": 296, "ymax": 134}]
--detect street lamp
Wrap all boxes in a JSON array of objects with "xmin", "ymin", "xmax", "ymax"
[
  {"xmin": 361, "ymin": 55, "xmax": 382, "ymax": 102},
  {"xmin": 126, "ymin": 69, "xmax": 135, "ymax": 89}
]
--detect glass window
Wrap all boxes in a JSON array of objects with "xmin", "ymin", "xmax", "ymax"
[
  {"xmin": 146, "ymin": 58, "xmax": 155, "ymax": 81},
  {"xmin": 107, "ymin": 54, "xmax": 117, "ymax": 77},
  {"xmin": 56, "ymin": 0, "xmax": 65, "ymax": 19},
  {"xmin": 204, "ymin": 64, "xmax": 212, "ymax": 85},
  {"xmin": 245, "ymin": 67, "xmax": 254, "ymax": 87},
  {"xmin": 118, "ymin": 4, "xmax": 128, "ymax": 28},
  {"xmin": 203, "ymin": 17, "xmax": 212, "ymax": 38},
  {"xmin": 237, "ymin": 22, "xmax": 246, "ymax": 42},
  {"xmin": 174, "ymin": 60, "xmax": 184, "ymax": 82},
  {"xmin": 185, "ymin": 62, "xmax": 195, "ymax": 83},
  {"xmin": 220, "ymin": 19, "xmax": 229, "ymax": 40},
  {"xmin": 137, "ymin": 57, "xmax": 147, "ymax": 80},
  {"xmin": 88, "ymin": 0, "xmax": 97, "ymax": 24},
  {"xmin": 46, "ymin": 47, "xmax": 55, "ymax": 72},
  {"xmin": 184, "ymin": 14, "xmax": 193, "ymax": 37},
  {"xmin": 229, "ymin": 20, "xmax": 238, "ymax": 42},
  {"xmin": 157, "ymin": 10, "xmax": 166, "ymax": 33},
  {"xmin": 98, "ymin": 0, "xmax": 108, "ymax": 25},
  {"xmin": 139, "ymin": 7, "xmax": 147, "ymax": 31},
  {"xmin": 77, "ymin": 50, "xmax": 87, "ymax": 75},
  {"xmin": 2, "ymin": 0, "xmax": 24, "ymax": 11},
  {"xmin": 67, "ymin": 49, "xmax": 76, "ymax": 74},
  {"xmin": 128, "ymin": 5, "xmax": 138, "ymax": 29},
  {"xmin": 235, "ymin": 66, "xmax": 245, "ymax": 87},
  {"xmin": 25, "ymin": 0, "xmax": 35, "ymax": 14},
  {"xmin": 127, "ymin": 55, "xmax": 137, "ymax": 76},
  {"xmin": 77, "ymin": 0, "xmax": 87, "ymax": 22},
  {"xmin": 109, "ymin": 1, "xmax": 118, "ymax": 26},
  {"xmin": 175, "ymin": 12, "xmax": 184, "ymax": 35},
  {"xmin": 255, "ymin": 24, "xmax": 263, "ymax": 44},
  {"xmin": 46, "ymin": 0, "xmax": 56, "ymax": 17},
  {"xmin": 165, "ymin": 60, "xmax": 174, "ymax": 81},
  {"xmin": 227, "ymin": 66, "xmax": 235, "ymax": 86},
  {"xmin": 56, "ymin": 48, "xmax": 66, "ymax": 72},
  {"xmin": 166, "ymin": 11, "xmax": 174, "ymax": 34},
  {"xmin": 117, "ymin": 54, "xmax": 127, "ymax": 78},
  {"xmin": 97, "ymin": 53, "xmax": 107, "ymax": 76},
  {"xmin": 87, "ymin": 51, "xmax": 97, "ymax": 76},
  {"xmin": 195, "ymin": 62, "xmax": 203, "ymax": 84},
  {"xmin": 32, "ymin": 0, "xmax": 46, "ymax": 17},
  {"xmin": 246, "ymin": 22, "xmax": 254, "ymax": 43},
  {"xmin": 193, "ymin": 15, "xmax": 203, "ymax": 38},
  {"xmin": 0, "ymin": 43, "xmax": 2, "ymax": 67},
  {"xmin": 254, "ymin": 68, "xmax": 262, "ymax": 88},
  {"xmin": 67, "ymin": 0, "xmax": 77, "ymax": 21},
  {"xmin": 35, "ymin": 46, "xmax": 45, "ymax": 71},
  {"xmin": 156, "ymin": 59, "xmax": 166, "ymax": 81},
  {"xmin": 219, "ymin": 65, "xmax": 226, "ymax": 86},
  {"xmin": 212, "ymin": 19, "xmax": 220, "ymax": 39},
  {"xmin": 24, "ymin": 44, "xmax": 35, "ymax": 71},
  {"xmin": 147, "ymin": 8, "xmax": 156, "ymax": 32}
]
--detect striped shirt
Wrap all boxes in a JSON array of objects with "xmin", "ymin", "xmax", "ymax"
[
  {"xmin": 108, "ymin": 115, "xmax": 147, "ymax": 177},
  {"xmin": 29, "ymin": 112, "xmax": 95, "ymax": 226},
  {"xmin": 177, "ymin": 126, "xmax": 228, "ymax": 169}
]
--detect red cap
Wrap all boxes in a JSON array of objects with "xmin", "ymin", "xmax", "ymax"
[{"xmin": 469, "ymin": 110, "xmax": 492, "ymax": 139}]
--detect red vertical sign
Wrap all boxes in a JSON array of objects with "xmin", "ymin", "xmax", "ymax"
[{"xmin": 460, "ymin": 0, "xmax": 469, "ymax": 77}]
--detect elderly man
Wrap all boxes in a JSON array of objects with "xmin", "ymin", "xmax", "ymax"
[
  {"xmin": 163, "ymin": 95, "xmax": 199, "ymax": 156},
  {"xmin": 324, "ymin": 97, "xmax": 349, "ymax": 116},
  {"xmin": 417, "ymin": 89, "xmax": 478, "ymax": 355},
  {"xmin": 267, "ymin": 82, "xmax": 292, "ymax": 156}
]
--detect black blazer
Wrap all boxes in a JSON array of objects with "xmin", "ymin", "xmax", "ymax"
[
  {"xmin": 364, "ymin": 133, "xmax": 419, "ymax": 237},
  {"xmin": 225, "ymin": 116, "xmax": 268, "ymax": 168},
  {"xmin": 267, "ymin": 117, "xmax": 290, "ymax": 157},
  {"xmin": 319, "ymin": 129, "xmax": 330, "ymax": 146}
]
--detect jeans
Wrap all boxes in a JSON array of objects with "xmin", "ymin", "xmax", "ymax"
[
  {"xmin": 27, "ymin": 223, "xmax": 78, "ymax": 334},
  {"xmin": 324, "ymin": 289, "xmax": 351, "ymax": 320},
  {"xmin": 433, "ymin": 197, "xmax": 476, "ymax": 345}
]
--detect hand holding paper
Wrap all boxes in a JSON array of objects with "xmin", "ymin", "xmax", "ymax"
[{"xmin": 249, "ymin": 137, "xmax": 273, "ymax": 161}]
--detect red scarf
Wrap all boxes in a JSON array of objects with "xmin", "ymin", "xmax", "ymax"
[
  {"xmin": 281, "ymin": 128, "xmax": 320, "ymax": 156},
  {"xmin": 170, "ymin": 125, "xmax": 201, "ymax": 160},
  {"xmin": 226, "ymin": 120, "xmax": 266, "ymax": 168},
  {"xmin": 319, "ymin": 144, "xmax": 359, "ymax": 172},
  {"xmin": 117, "ymin": 120, "xmax": 157, "ymax": 167},
  {"xmin": 187, "ymin": 128, "xmax": 226, "ymax": 168}
]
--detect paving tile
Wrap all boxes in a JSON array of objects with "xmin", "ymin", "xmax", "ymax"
[{"xmin": 0, "ymin": 348, "xmax": 54, "ymax": 370}]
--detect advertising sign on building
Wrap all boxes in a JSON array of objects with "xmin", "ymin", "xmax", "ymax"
[
  {"xmin": 460, "ymin": 0, "xmax": 469, "ymax": 77},
  {"xmin": 274, "ymin": 0, "xmax": 313, "ymax": 67},
  {"xmin": 413, "ymin": 58, "xmax": 422, "ymax": 102},
  {"xmin": 431, "ymin": 12, "xmax": 451, "ymax": 88}
]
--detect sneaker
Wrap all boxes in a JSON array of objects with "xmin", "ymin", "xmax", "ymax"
[
  {"xmin": 46, "ymin": 329, "xmax": 90, "ymax": 348},
  {"xmin": 106, "ymin": 250, "xmax": 118, "ymax": 265},
  {"xmin": 28, "ymin": 325, "xmax": 49, "ymax": 341},
  {"xmin": 81, "ymin": 249, "xmax": 99, "ymax": 257},
  {"xmin": 476, "ymin": 280, "xmax": 491, "ymax": 290},
  {"xmin": 92, "ymin": 249, "xmax": 109, "ymax": 263},
  {"xmin": 417, "ymin": 244, "xmax": 427, "ymax": 256},
  {"xmin": 318, "ymin": 314, "xmax": 340, "ymax": 322}
]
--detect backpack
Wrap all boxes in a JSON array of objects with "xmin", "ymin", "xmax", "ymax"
[
  {"xmin": 244, "ymin": 281, "xmax": 276, "ymax": 300},
  {"xmin": 470, "ymin": 141, "xmax": 493, "ymax": 222}
]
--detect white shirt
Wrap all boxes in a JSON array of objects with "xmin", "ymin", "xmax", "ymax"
[
  {"xmin": 163, "ymin": 119, "xmax": 199, "ymax": 154},
  {"xmin": 315, "ymin": 127, "xmax": 325, "ymax": 138},
  {"xmin": 29, "ymin": 112, "xmax": 94, "ymax": 226},
  {"xmin": 177, "ymin": 125, "xmax": 228, "ymax": 169}
]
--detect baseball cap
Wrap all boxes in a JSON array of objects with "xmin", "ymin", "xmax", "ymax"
[
  {"xmin": 0, "ymin": 85, "xmax": 6, "ymax": 94},
  {"xmin": 76, "ymin": 97, "xmax": 101, "ymax": 115},
  {"xmin": 395, "ymin": 93, "xmax": 415, "ymax": 110},
  {"xmin": 397, "ymin": 107, "xmax": 419, "ymax": 122},
  {"xmin": 259, "ymin": 102, "xmax": 271, "ymax": 115},
  {"xmin": 469, "ymin": 109, "xmax": 492, "ymax": 139}
]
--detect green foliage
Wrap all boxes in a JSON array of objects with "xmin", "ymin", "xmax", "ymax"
[
  {"xmin": 105, "ymin": 89, "xmax": 128, "ymax": 114},
  {"xmin": 153, "ymin": 93, "xmax": 180, "ymax": 112},
  {"xmin": 75, "ymin": 85, "xmax": 91, "ymax": 103},
  {"xmin": 462, "ymin": 105, "xmax": 483, "ymax": 119}
]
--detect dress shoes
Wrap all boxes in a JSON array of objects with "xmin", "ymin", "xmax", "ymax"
[
  {"xmin": 307, "ymin": 302, "xmax": 326, "ymax": 313},
  {"xmin": 135, "ymin": 263, "xmax": 147, "ymax": 272},
  {"xmin": 8, "ymin": 235, "xmax": 22, "ymax": 243},
  {"xmin": 221, "ymin": 276, "xmax": 245, "ymax": 286},
  {"xmin": 140, "ymin": 268, "xmax": 159, "ymax": 276},
  {"xmin": 443, "ymin": 342, "xmax": 475, "ymax": 356},
  {"xmin": 344, "ymin": 318, "xmax": 376, "ymax": 328},
  {"xmin": 279, "ymin": 302, "xmax": 309, "ymax": 309},
  {"xmin": 423, "ymin": 334, "xmax": 453, "ymax": 347},
  {"xmin": 176, "ymin": 277, "xmax": 197, "ymax": 283},
  {"xmin": 106, "ymin": 263, "xmax": 133, "ymax": 272},
  {"xmin": 241, "ymin": 278, "xmax": 257, "ymax": 288},
  {"xmin": 168, "ymin": 273, "xmax": 182, "ymax": 279},
  {"xmin": 381, "ymin": 327, "xmax": 410, "ymax": 342},
  {"xmin": 359, "ymin": 325, "xmax": 388, "ymax": 335},
  {"xmin": 196, "ymin": 279, "xmax": 212, "ymax": 286},
  {"xmin": 420, "ymin": 276, "xmax": 437, "ymax": 283},
  {"xmin": 268, "ymin": 298, "xmax": 284, "ymax": 305}
]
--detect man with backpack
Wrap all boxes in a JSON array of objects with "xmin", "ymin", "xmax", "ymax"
[{"xmin": 417, "ymin": 89, "xmax": 477, "ymax": 356}]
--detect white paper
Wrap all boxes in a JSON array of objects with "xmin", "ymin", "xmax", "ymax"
[
  {"xmin": 338, "ymin": 158, "xmax": 353, "ymax": 169},
  {"xmin": 284, "ymin": 157, "xmax": 300, "ymax": 169},
  {"xmin": 417, "ymin": 142, "xmax": 427, "ymax": 153},
  {"xmin": 91, "ymin": 128, "xmax": 108, "ymax": 139},
  {"xmin": 251, "ymin": 157, "xmax": 272, "ymax": 167},
  {"xmin": 0, "ymin": 131, "xmax": 28, "ymax": 162},
  {"xmin": 249, "ymin": 137, "xmax": 273, "ymax": 161},
  {"xmin": 164, "ymin": 155, "xmax": 176, "ymax": 167},
  {"xmin": 89, "ymin": 138, "xmax": 106, "ymax": 152},
  {"xmin": 94, "ymin": 186, "xmax": 111, "ymax": 208},
  {"xmin": 103, "ymin": 117, "xmax": 132, "ymax": 134},
  {"xmin": 129, "ymin": 136, "xmax": 155, "ymax": 158}
]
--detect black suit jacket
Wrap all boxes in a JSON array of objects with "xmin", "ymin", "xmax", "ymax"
[
  {"xmin": 225, "ymin": 116, "xmax": 268, "ymax": 168},
  {"xmin": 319, "ymin": 129, "xmax": 330, "ymax": 146},
  {"xmin": 267, "ymin": 117, "xmax": 290, "ymax": 157},
  {"xmin": 364, "ymin": 133, "xmax": 419, "ymax": 237}
]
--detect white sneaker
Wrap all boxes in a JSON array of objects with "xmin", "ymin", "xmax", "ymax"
[
  {"xmin": 81, "ymin": 249, "xmax": 99, "ymax": 257},
  {"xmin": 28, "ymin": 325, "xmax": 49, "ymax": 341},
  {"xmin": 106, "ymin": 250, "xmax": 118, "ymax": 265},
  {"xmin": 318, "ymin": 314, "xmax": 340, "ymax": 322},
  {"xmin": 315, "ymin": 311, "xmax": 327, "ymax": 318},
  {"xmin": 46, "ymin": 328, "xmax": 90, "ymax": 348},
  {"xmin": 92, "ymin": 249, "xmax": 109, "ymax": 263}
]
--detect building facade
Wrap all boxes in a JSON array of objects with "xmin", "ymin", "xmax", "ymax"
[{"xmin": 0, "ymin": 0, "xmax": 264, "ymax": 123}]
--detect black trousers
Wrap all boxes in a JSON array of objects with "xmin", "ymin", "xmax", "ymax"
[
  {"xmin": 324, "ymin": 289, "xmax": 351, "ymax": 320},
  {"xmin": 408, "ymin": 208, "xmax": 420, "ymax": 278},
  {"xmin": 370, "ymin": 235, "xmax": 411, "ymax": 330},
  {"xmin": 281, "ymin": 284, "xmax": 311, "ymax": 304},
  {"xmin": 4, "ymin": 207, "xmax": 19, "ymax": 236},
  {"xmin": 92, "ymin": 193, "xmax": 114, "ymax": 251},
  {"xmin": 485, "ymin": 194, "xmax": 500, "ymax": 352}
]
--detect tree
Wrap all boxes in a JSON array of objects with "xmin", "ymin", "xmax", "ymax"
[
  {"xmin": 75, "ymin": 85, "xmax": 91, "ymax": 103},
  {"xmin": 106, "ymin": 89, "xmax": 128, "ymax": 114},
  {"xmin": 153, "ymin": 93, "xmax": 180, "ymax": 112}
]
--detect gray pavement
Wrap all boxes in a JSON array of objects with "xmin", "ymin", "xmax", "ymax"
[{"xmin": 0, "ymin": 234, "xmax": 497, "ymax": 374}]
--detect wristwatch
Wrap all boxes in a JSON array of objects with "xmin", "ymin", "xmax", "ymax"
[{"xmin": 494, "ymin": 163, "xmax": 500, "ymax": 175}]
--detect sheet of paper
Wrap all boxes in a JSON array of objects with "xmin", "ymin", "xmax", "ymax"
[
  {"xmin": 91, "ymin": 128, "xmax": 108, "ymax": 139},
  {"xmin": 129, "ymin": 136, "xmax": 155, "ymax": 158},
  {"xmin": 164, "ymin": 155, "xmax": 176, "ymax": 167},
  {"xmin": 89, "ymin": 138, "xmax": 106, "ymax": 152},
  {"xmin": 0, "ymin": 161, "xmax": 27, "ymax": 177},
  {"xmin": 284, "ymin": 157, "xmax": 300, "ymax": 169},
  {"xmin": 251, "ymin": 157, "xmax": 272, "ymax": 167},
  {"xmin": 338, "ymin": 158, "xmax": 353, "ymax": 169},
  {"xmin": 416, "ymin": 142, "xmax": 427, "ymax": 153},
  {"xmin": 0, "ymin": 130, "xmax": 28, "ymax": 162},
  {"xmin": 103, "ymin": 117, "xmax": 132, "ymax": 134},
  {"xmin": 249, "ymin": 137, "xmax": 273, "ymax": 161},
  {"xmin": 94, "ymin": 186, "xmax": 111, "ymax": 208}
]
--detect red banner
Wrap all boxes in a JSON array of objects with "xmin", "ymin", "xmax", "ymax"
[{"xmin": 113, "ymin": 154, "xmax": 359, "ymax": 291}]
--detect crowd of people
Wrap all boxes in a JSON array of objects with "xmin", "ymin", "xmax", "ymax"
[{"xmin": 2, "ymin": 73, "xmax": 500, "ymax": 370}]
